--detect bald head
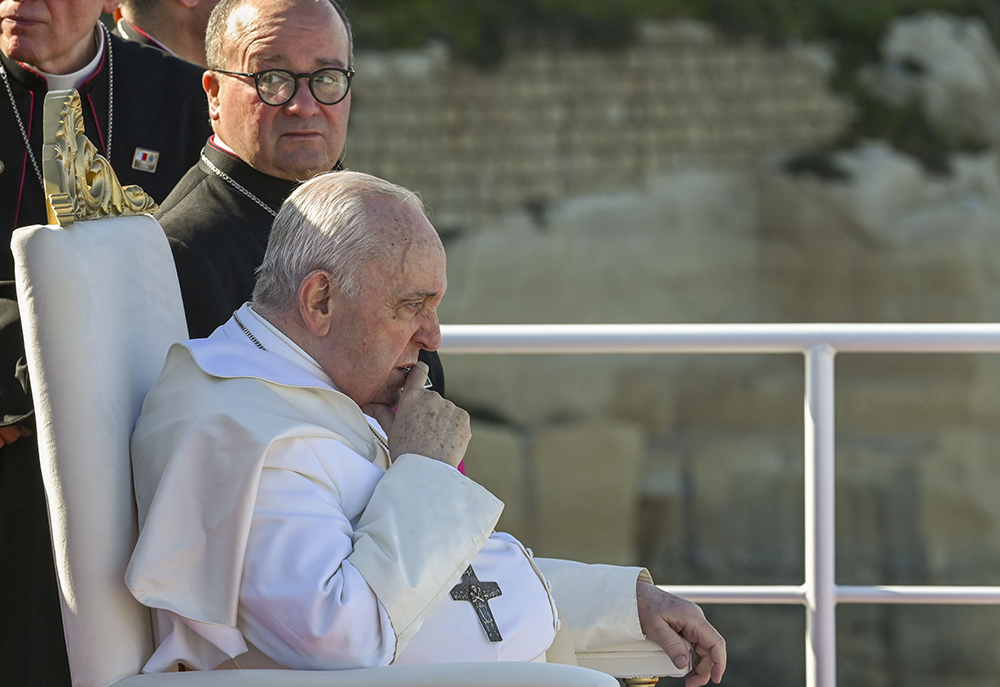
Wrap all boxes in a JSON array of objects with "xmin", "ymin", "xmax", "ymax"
[
  {"xmin": 252, "ymin": 171, "xmax": 438, "ymax": 314},
  {"xmin": 205, "ymin": 0, "xmax": 352, "ymax": 71}
]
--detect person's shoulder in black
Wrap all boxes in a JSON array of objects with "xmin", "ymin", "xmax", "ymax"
[
  {"xmin": 111, "ymin": 17, "xmax": 163, "ymax": 52},
  {"xmin": 157, "ymin": 142, "xmax": 292, "ymax": 338},
  {"xmin": 157, "ymin": 159, "xmax": 259, "ymax": 339},
  {"xmin": 107, "ymin": 34, "xmax": 212, "ymax": 203}
]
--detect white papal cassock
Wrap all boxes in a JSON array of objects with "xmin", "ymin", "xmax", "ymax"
[{"xmin": 126, "ymin": 304, "xmax": 650, "ymax": 673}]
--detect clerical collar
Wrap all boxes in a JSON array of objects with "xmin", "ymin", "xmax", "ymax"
[
  {"xmin": 211, "ymin": 134, "xmax": 237, "ymax": 156},
  {"xmin": 33, "ymin": 25, "xmax": 104, "ymax": 91},
  {"xmin": 236, "ymin": 303, "xmax": 337, "ymax": 390}
]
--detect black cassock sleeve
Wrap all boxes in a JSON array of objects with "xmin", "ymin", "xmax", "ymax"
[{"xmin": 0, "ymin": 281, "xmax": 32, "ymax": 428}]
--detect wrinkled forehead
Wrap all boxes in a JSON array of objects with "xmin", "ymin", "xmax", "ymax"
[
  {"xmin": 368, "ymin": 200, "xmax": 446, "ymax": 275},
  {"xmin": 369, "ymin": 197, "xmax": 438, "ymax": 246}
]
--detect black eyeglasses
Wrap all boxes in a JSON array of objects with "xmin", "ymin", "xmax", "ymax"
[{"xmin": 214, "ymin": 67, "xmax": 354, "ymax": 106}]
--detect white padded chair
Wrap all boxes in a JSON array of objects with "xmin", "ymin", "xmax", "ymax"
[{"xmin": 11, "ymin": 89, "xmax": 682, "ymax": 687}]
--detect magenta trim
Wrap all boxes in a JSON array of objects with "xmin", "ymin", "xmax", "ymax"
[
  {"xmin": 83, "ymin": 92, "xmax": 106, "ymax": 154},
  {"xmin": 129, "ymin": 23, "xmax": 171, "ymax": 53},
  {"xmin": 12, "ymin": 91, "xmax": 38, "ymax": 228},
  {"xmin": 79, "ymin": 44, "xmax": 106, "ymax": 90},
  {"xmin": 207, "ymin": 135, "xmax": 241, "ymax": 161}
]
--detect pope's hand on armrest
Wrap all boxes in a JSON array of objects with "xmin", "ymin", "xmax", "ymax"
[
  {"xmin": 363, "ymin": 362, "xmax": 470, "ymax": 469},
  {"xmin": 636, "ymin": 581, "xmax": 726, "ymax": 687}
]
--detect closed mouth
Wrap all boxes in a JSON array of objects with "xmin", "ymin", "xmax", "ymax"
[{"xmin": 2, "ymin": 15, "xmax": 43, "ymax": 25}]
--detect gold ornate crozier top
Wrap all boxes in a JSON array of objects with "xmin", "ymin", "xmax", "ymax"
[{"xmin": 42, "ymin": 89, "xmax": 158, "ymax": 226}]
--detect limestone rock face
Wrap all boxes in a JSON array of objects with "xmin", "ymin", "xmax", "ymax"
[
  {"xmin": 462, "ymin": 421, "xmax": 530, "ymax": 541},
  {"xmin": 862, "ymin": 12, "xmax": 1000, "ymax": 147},
  {"xmin": 440, "ymin": 168, "xmax": 762, "ymax": 426},
  {"xmin": 531, "ymin": 421, "xmax": 646, "ymax": 565},
  {"xmin": 759, "ymin": 142, "xmax": 1000, "ymax": 250}
]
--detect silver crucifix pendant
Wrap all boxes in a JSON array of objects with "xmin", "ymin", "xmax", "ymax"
[{"xmin": 449, "ymin": 565, "xmax": 503, "ymax": 642}]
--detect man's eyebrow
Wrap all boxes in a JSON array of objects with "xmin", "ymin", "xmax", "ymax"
[
  {"xmin": 399, "ymin": 291, "xmax": 439, "ymax": 301},
  {"xmin": 249, "ymin": 54, "xmax": 348, "ymax": 69}
]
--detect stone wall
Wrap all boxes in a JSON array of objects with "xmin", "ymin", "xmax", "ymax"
[
  {"xmin": 344, "ymin": 15, "xmax": 1000, "ymax": 687},
  {"xmin": 348, "ymin": 21, "xmax": 851, "ymax": 231}
]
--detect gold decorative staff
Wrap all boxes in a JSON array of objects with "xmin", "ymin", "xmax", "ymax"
[{"xmin": 42, "ymin": 89, "xmax": 158, "ymax": 226}]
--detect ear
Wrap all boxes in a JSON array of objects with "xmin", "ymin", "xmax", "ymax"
[
  {"xmin": 103, "ymin": 0, "xmax": 123, "ymax": 14},
  {"xmin": 204, "ymin": 70, "xmax": 221, "ymax": 121},
  {"xmin": 175, "ymin": 0, "xmax": 200, "ymax": 8},
  {"xmin": 298, "ymin": 270, "xmax": 337, "ymax": 338}
]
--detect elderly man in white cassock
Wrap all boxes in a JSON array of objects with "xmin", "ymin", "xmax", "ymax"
[{"xmin": 125, "ymin": 171, "xmax": 727, "ymax": 686}]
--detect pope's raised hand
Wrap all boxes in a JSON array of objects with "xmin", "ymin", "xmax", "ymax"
[{"xmin": 364, "ymin": 362, "xmax": 470, "ymax": 468}]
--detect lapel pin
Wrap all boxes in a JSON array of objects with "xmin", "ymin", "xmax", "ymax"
[{"xmin": 131, "ymin": 148, "xmax": 159, "ymax": 173}]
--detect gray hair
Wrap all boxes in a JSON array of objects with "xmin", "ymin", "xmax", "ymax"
[
  {"xmin": 252, "ymin": 171, "xmax": 427, "ymax": 312},
  {"xmin": 205, "ymin": 0, "xmax": 353, "ymax": 70}
]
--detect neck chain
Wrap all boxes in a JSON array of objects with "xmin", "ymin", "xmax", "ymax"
[
  {"xmin": 1, "ymin": 24, "xmax": 113, "ymax": 190},
  {"xmin": 233, "ymin": 310, "xmax": 267, "ymax": 350},
  {"xmin": 104, "ymin": 23, "xmax": 114, "ymax": 161},
  {"xmin": 369, "ymin": 426, "xmax": 390, "ymax": 453},
  {"xmin": 232, "ymin": 309, "xmax": 390, "ymax": 454},
  {"xmin": 201, "ymin": 153, "xmax": 278, "ymax": 217}
]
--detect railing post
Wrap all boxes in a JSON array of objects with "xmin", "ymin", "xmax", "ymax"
[{"xmin": 804, "ymin": 345, "xmax": 836, "ymax": 687}]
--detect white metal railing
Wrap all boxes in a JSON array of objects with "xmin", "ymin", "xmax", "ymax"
[{"xmin": 439, "ymin": 323, "xmax": 1000, "ymax": 687}]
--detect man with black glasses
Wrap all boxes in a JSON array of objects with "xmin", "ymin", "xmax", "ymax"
[{"xmin": 156, "ymin": 0, "xmax": 445, "ymax": 390}]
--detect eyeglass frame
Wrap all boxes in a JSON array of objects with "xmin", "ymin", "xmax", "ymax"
[{"xmin": 213, "ymin": 66, "xmax": 355, "ymax": 106}]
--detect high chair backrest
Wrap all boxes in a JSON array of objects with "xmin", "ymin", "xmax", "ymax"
[{"xmin": 12, "ymin": 212, "xmax": 189, "ymax": 686}]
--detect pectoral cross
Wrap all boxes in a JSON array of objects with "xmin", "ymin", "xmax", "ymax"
[{"xmin": 449, "ymin": 565, "xmax": 503, "ymax": 642}]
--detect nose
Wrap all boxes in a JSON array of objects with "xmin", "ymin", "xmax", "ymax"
[
  {"xmin": 414, "ymin": 311, "xmax": 441, "ymax": 352},
  {"xmin": 284, "ymin": 78, "xmax": 322, "ymax": 115}
]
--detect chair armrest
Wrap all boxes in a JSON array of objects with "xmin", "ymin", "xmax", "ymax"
[
  {"xmin": 111, "ymin": 662, "xmax": 619, "ymax": 687},
  {"xmin": 575, "ymin": 639, "xmax": 687, "ymax": 680}
]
